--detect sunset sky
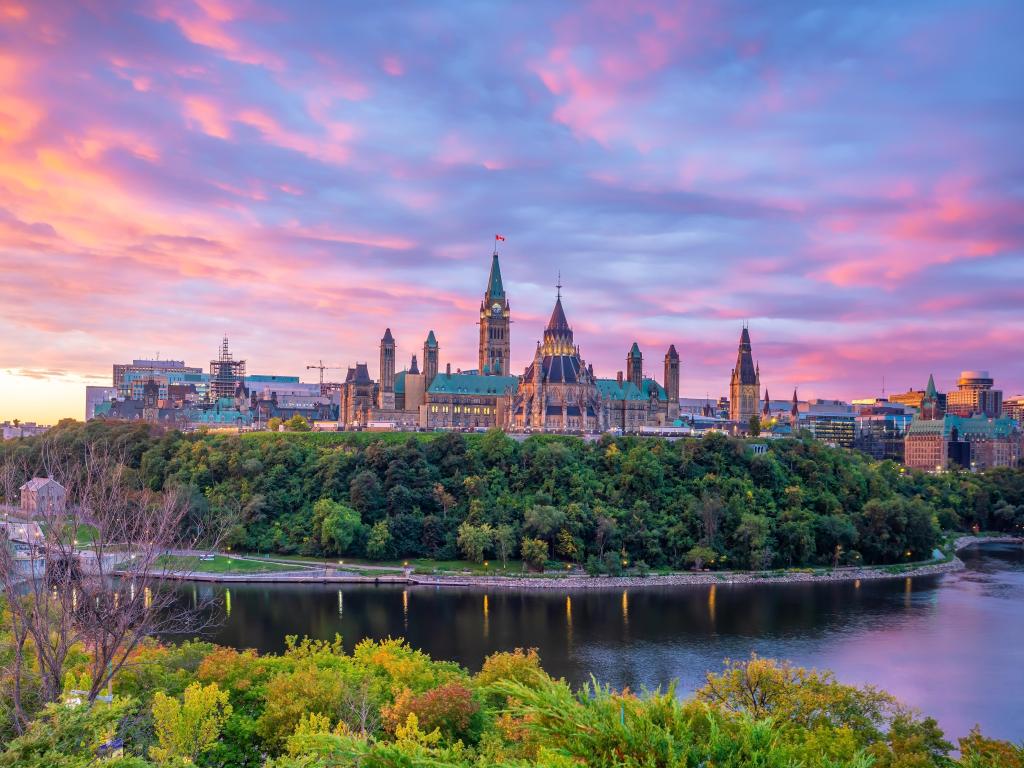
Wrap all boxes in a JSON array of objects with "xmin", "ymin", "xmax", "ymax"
[{"xmin": 2, "ymin": 0, "xmax": 1022, "ymax": 424}]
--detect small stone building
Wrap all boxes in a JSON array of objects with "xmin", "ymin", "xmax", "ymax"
[{"xmin": 19, "ymin": 477, "xmax": 66, "ymax": 516}]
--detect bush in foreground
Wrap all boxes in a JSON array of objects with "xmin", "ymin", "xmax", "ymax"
[{"xmin": 0, "ymin": 635, "xmax": 1020, "ymax": 768}]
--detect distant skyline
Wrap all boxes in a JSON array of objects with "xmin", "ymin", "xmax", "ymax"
[{"xmin": 2, "ymin": 1, "xmax": 1022, "ymax": 424}]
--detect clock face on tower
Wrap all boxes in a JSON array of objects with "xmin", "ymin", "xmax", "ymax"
[{"xmin": 491, "ymin": 302, "xmax": 502, "ymax": 316}]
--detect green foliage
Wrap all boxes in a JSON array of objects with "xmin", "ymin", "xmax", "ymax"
[
  {"xmin": 456, "ymin": 521, "xmax": 494, "ymax": 563},
  {"xmin": 150, "ymin": 681, "xmax": 232, "ymax": 765},
  {"xmin": 0, "ymin": 697, "xmax": 139, "ymax": 768},
  {"xmin": 8, "ymin": 420, "xmax": 1024, "ymax": 570},
  {"xmin": 0, "ymin": 624, "xmax": 1018, "ymax": 768},
  {"xmin": 283, "ymin": 415, "xmax": 311, "ymax": 432},
  {"xmin": 311, "ymin": 497, "xmax": 361, "ymax": 554},
  {"xmin": 520, "ymin": 537, "xmax": 549, "ymax": 571}
]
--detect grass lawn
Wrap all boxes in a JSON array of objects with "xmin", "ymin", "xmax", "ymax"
[{"xmin": 155, "ymin": 555, "xmax": 309, "ymax": 574}]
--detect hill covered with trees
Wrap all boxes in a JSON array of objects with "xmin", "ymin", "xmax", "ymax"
[{"xmin": 5, "ymin": 421, "xmax": 1023, "ymax": 572}]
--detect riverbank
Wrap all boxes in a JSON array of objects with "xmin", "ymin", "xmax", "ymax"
[{"xmin": 152, "ymin": 535, "xmax": 1023, "ymax": 588}]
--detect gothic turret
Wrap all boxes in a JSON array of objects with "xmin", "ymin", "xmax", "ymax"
[
  {"xmin": 378, "ymin": 328, "xmax": 396, "ymax": 410},
  {"xmin": 729, "ymin": 325, "xmax": 760, "ymax": 422},
  {"xmin": 423, "ymin": 330, "xmax": 439, "ymax": 386},
  {"xmin": 627, "ymin": 342, "xmax": 643, "ymax": 390},
  {"xmin": 664, "ymin": 344, "xmax": 680, "ymax": 421}
]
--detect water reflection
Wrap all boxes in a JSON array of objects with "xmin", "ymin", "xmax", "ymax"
[{"xmin": 170, "ymin": 544, "xmax": 1024, "ymax": 741}]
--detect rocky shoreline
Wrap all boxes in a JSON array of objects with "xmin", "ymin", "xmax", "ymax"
[{"xmin": 157, "ymin": 535, "xmax": 1022, "ymax": 590}]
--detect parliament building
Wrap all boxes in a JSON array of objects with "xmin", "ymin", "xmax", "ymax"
[{"xmin": 339, "ymin": 247, "xmax": 681, "ymax": 433}]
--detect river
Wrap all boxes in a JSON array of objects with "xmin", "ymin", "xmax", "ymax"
[{"xmin": 173, "ymin": 542, "xmax": 1024, "ymax": 742}]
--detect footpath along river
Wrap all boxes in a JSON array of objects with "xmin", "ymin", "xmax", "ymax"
[{"xmin": 171, "ymin": 542, "xmax": 1024, "ymax": 742}]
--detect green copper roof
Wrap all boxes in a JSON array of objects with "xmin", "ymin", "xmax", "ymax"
[
  {"xmin": 641, "ymin": 378, "xmax": 668, "ymax": 401},
  {"xmin": 596, "ymin": 378, "xmax": 666, "ymax": 402},
  {"xmin": 425, "ymin": 330, "xmax": 438, "ymax": 348},
  {"xmin": 395, "ymin": 370, "xmax": 406, "ymax": 394},
  {"xmin": 597, "ymin": 379, "xmax": 645, "ymax": 401},
  {"xmin": 427, "ymin": 373, "xmax": 519, "ymax": 396},
  {"xmin": 629, "ymin": 342, "xmax": 641, "ymax": 359},
  {"xmin": 906, "ymin": 414, "xmax": 1019, "ymax": 439},
  {"xmin": 925, "ymin": 373, "xmax": 937, "ymax": 398},
  {"xmin": 486, "ymin": 252, "xmax": 504, "ymax": 299}
]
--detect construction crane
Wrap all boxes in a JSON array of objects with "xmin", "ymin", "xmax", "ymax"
[{"xmin": 306, "ymin": 360, "xmax": 343, "ymax": 396}]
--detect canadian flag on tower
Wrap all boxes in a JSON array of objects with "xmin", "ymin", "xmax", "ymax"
[{"xmin": 495, "ymin": 234, "xmax": 505, "ymax": 241}]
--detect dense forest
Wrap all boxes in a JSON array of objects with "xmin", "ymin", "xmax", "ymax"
[
  {"xmin": 2, "ymin": 633, "xmax": 1020, "ymax": 768},
  {"xmin": 4, "ymin": 421, "xmax": 1024, "ymax": 571}
]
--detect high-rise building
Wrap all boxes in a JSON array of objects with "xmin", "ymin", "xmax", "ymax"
[
  {"xmin": 1004, "ymin": 395, "xmax": 1024, "ymax": 423},
  {"xmin": 113, "ymin": 358, "xmax": 202, "ymax": 397},
  {"xmin": 728, "ymin": 325, "xmax": 760, "ymax": 423},
  {"xmin": 946, "ymin": 370, "xmax": 1002, "ymax": 418},
  {"xmin": 378, "ymin": 328, "xmax": 396, "ymax": 410},
  {"xmin": 478, "ymin": 250, "xmax": 511, "ymax": 376}
]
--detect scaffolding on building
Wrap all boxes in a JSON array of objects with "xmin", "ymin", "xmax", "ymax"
[{"xmin": 209, "ymin": 335, "xmax": 246, "ymax": 401}]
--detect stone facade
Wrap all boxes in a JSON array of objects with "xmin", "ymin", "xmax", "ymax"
[
  {"xmin": 478, "ymin": 251, "xmax": 511, "ymax": 376},
  {"xmin": 507, "ymin": 290, "xmax": 602, "ymax": 432},
  {"xmin": 904, "ymin": 414, "xmax": 1022, "ymax": 471},
  {"xmin": 729, "ymin": 326, "xmax": 760, "ymax": 423}
]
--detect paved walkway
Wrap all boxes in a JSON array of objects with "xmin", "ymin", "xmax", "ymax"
[{"xmin": 153, "ymin": 536, "xmax": 1022, "ymax": 589}]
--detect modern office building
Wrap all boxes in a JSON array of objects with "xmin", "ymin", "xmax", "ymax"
[{"xmin": 945, "ymin": 370, "xmax": 1003, "ymax": 418}]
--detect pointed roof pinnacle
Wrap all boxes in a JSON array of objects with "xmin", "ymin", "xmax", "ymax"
[
  {"xmin": 425, "ymin": 330, "xmax": 438, "ymax": 348},
  {"xmin": 547, "ymin": 295, "xmax": 570, "ymax": 331},
  {"xmin": 382, "ymin": 327, "xmax": 394, "ymax": 343},
  {"xmin": 666, "ymin": 344, "xmax": 679, "ymax": 359},
  {"xmin": 925, "ymin": 373, "xmax": 937, "ymax": 398},
  {"xmin": 629, "ymin": 342, "xmax": 642, "ymax": 359},
  {"xmin": 486, "ymin": 251, "xmax": 505, "ymax": 299}
]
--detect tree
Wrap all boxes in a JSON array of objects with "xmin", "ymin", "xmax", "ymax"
[
  {"xmin": 555, "ymin": 528, "xmax": 579, "ymax": 562},
  {"xmin": 493, "ymin": 524, "xmax": 517, "ymax": 569},
  {"xmin": 150, "ymin": 681, "xmax": 232, "ymax": 765},
  {"xmin": 733, "ymin": 513, "xmax": 772, "ymax": 570},
  {"xmin": 432, "ymin": 483, "xmax": 456, "ymax": 520},
  {"xmin": 520, "ymin": 538, "xmax": 548, "ymax": 572},
  {"xmin": 285, "ymin": 414, "xmax": 311, "ymax": 432},
  {"xmin": 312, "ymin": 498, "xmax": 361, "ymax": 555},
  {"xmin": 524, "ymin": 505, "xmax": 566, "ymax": 557},
  {"xmin": 456, "ymin": 522, "xmax": 493, "ymax": 564},
  {"xmin": 685, "ymin": 545, "xmax": 717, "ymax": 570},
  {"xmin": 698, "ymin": 657, "xmax": 898, "ymax": 745},
  {"xmin": 366, "ymin": 520, "xmax": 393, "ymax": 560},
  {"xmin": 0, "ymin": 439, "xmax": 220, "ymax": 719},
  {"xmin": 749, "ymin": 415, "xmax": 761, "ymax": 436},
  {"xmin": 266, "ymin": 417, "xmax": 283, "ymax": 432}
]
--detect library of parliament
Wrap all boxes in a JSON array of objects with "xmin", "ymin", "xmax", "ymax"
[{"xmin": 339, "ymin": 247, "xmax": 683, "ymax": 432}]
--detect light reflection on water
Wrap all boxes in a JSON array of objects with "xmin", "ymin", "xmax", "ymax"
[{"xmin": 171, "ymin": 543, "xmax": 1024, "ymax": 741}]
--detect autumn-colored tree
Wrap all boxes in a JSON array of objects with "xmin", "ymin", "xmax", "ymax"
[
  {"xmin": 150, "ymin": 681, "xmax": 232, "ymax": 765},
  {"xmin": 383, "ymin": 682, "xmax": 478, "ymax": 743}
]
